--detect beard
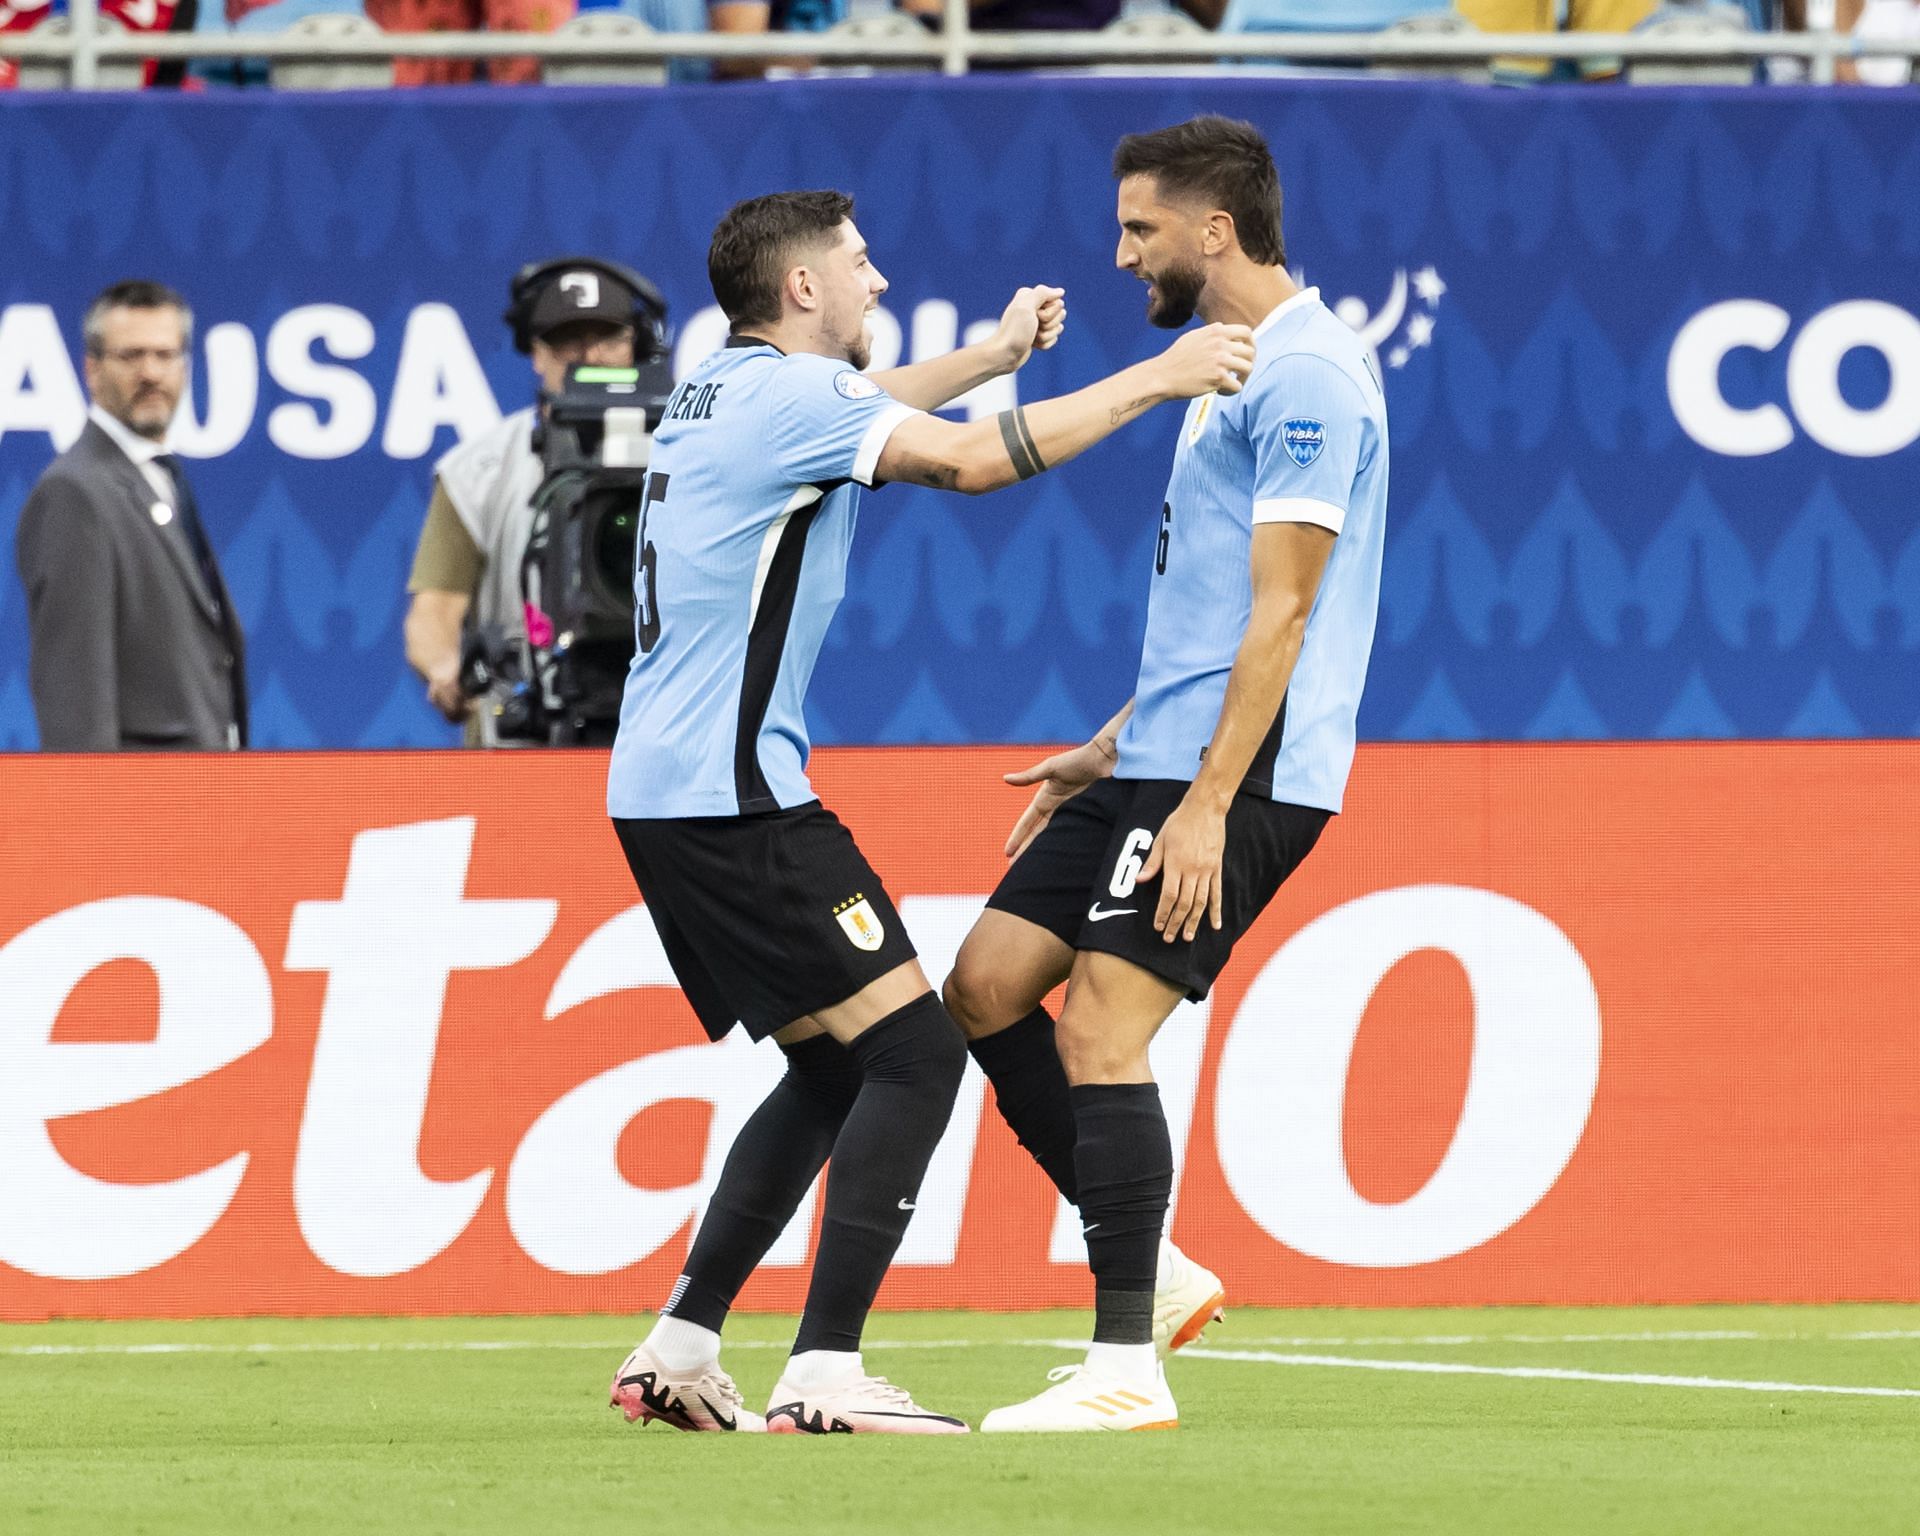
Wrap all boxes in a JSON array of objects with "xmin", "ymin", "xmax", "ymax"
[
  {"xmin": 846, "ymin": 318, "xmax": 872, "ymax": 371},
  {"xmin": 121, "ymin": 387, "xmax": 178, "ymax": 439},
  {"xmin": 1144, "ymin": 259, "xmax": 1206, "ymax": 330}
]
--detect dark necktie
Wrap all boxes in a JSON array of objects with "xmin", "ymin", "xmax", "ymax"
[
  {"xmin": 154, "ymin": 452, "xmax": 249, "ymax": 749},
  {"xmin": 153, "ymin": 453, "xmax": 224, "ymax": 614}
]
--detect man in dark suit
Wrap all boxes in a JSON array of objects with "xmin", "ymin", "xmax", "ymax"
[{"xmin": 15, "ymin": 280, "xmax": 248, "ymax": 752}]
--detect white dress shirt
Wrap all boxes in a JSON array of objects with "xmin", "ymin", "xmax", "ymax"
[{"xmin": 89, "ymin": 402, "xmax": 178, "ymax": 512}]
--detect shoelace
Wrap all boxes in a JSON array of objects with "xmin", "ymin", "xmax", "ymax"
[
  {"xmin": 700, "ymin": 1368, "xmax": 747, "ymax": 1409},
  {"xmin": 1044, "ymin": 1364, "xmax": 1087, "ymax": 1387},
  {"xmin": 856, "ymin": 1375, "xmax": 916, "ymax": 1407}
]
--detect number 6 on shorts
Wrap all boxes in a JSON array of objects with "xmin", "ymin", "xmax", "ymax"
[{"xmin": 1110, "ymin": 827, "xmax": 1154, "ymax": 898}]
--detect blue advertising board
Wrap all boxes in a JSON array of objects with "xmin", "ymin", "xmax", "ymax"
[{"xmin": 2, "ymin": 78, "xmax": 1916, "ymax": 748}]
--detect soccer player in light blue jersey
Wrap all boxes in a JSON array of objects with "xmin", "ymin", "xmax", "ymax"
[
  {"xmin": 605, "ymin": 190, "xmax": 1256, "ymax": 1436},
  {"xmin": 943, "ymin": 117, "xmax": 1391, "ymax": 1434}
]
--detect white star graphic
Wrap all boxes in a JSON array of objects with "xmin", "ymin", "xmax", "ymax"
[
  {"xmin": 1388, "ymin": 346, "xmax": 1411, "ymax": 370},
  {"xmin": 1406, "ymin": 312, "xmax": 1436, "ymax": 349},
  {"xmin": 1412, "ymin": 267, "xmax": 1447, "ymax": 305}
]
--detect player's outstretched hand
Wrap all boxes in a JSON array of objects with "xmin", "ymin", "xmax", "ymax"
[
  {"xmin": 1138, "ymin": 795, "xmax": 1227, "ymax": 944},
  {"xmin": 994, "ymin": 285, "xmax": 1068, "ymax": 373},
  {"xmin": 1002, "ymin": 737, "xmax": 1114, "ymax": 859},
  {"xmin": 1156, "ymin": 323, "xmax": 1256, "ymax": 400}
]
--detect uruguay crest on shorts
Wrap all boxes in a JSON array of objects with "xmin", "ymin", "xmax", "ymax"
[
  {"xmin": 833, "ymin": 893, "xmax": 885, "ymax": 951},
  {"xmin": 1282, "ymin": 418, "xmax": 1326, "ymax": 467}
]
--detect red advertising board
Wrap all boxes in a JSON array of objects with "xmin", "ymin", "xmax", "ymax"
[{"xmin": 2, "ymin": 744, "xmax": 1916, "ymax": 1320}]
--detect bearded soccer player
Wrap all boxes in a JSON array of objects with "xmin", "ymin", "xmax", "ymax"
[
  {"xmin": 941, "ymin": 116, "xmax": 1391, "ymax": 1434},
  {"xmin": 604, "ymin": 189, "xmax": 1255, "ymax": 1435}
]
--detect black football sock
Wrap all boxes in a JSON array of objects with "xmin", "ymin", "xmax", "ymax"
[
  {"xmin": 793, "ymin": 994, "xmax": 968, "ymax": 1353},
  {"xmin": 1071, "ymin": 1082, "xmax": 1174, "ymax": 1346},
  {"xmin": 662, "ymin": 1035, "xmax": 863, "ymax": 1333},
  {"xmin": 968, "ymin": 1006, "xmax": 1080, "ymax": 1203}
]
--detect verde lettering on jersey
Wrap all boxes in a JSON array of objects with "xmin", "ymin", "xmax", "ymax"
[{"xmin": 664, "ymin": 380, "xmax": 725, "ymax": 422}]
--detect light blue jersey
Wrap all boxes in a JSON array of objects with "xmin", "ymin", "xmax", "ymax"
[
  {"xmin": 607, "ymin": 339, "xmax": 917, "ymax": 819},
  {"xmin": 1115, "ymin": 287, "xmax": 1388, "ymax": 814}
]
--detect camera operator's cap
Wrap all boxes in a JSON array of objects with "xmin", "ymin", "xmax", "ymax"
[{"xmin": 526, "ymin": 265, "xmax": 642, "ymax": 340}]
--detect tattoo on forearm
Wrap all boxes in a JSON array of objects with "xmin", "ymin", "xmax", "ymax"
[
  {"xmin": 893, "ymin": 449, "xmax": 958, "ymax": 490},
  {"xmin": 1108, "ymin": 395, "xmax": 1155, "ymax": 426},
  {"xmin": 997, "ymin": 406, "xmax": 1047, "ymax": 480}
]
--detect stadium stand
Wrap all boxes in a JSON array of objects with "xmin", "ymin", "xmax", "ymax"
[
  {"xmin": 1199, "ymin": 0, "xmax": 1457, "ymax": 33},
  {"xmin": 9, "ymin": 0, "xmax": 1920, "ymax": 87},
  {"xmin": 178, "ymin": 0, "xmax": 705, "ymax": 85},
  {"xmin": 1626, "ymin": 2, "xmax": 1757, "ymax": 84},
  {"xmin": 1842, "ymin": 0, "xmax": 1918, "ymax": 82},
  {"xmin": 188, "ymin": 0, "xmax": 378, "ymax": 87}
]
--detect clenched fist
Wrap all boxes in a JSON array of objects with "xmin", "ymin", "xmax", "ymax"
[
  {"xmin": 994, "ymin": 284, "xmax": 1068, "ymax": 372},
  {"xmin": 1155, "ymin": 323, "xmax": 1256, "ymax": 400}
]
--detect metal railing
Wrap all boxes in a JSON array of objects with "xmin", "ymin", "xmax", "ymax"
[{"xmin": 8, "ymin": 2, "xmax": 1920, "ymax": 91}]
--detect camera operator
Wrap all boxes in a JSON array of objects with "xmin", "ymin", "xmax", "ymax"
[{"xmin": 404, "ymin": 257, "xmax": 669, "ymax": 744}]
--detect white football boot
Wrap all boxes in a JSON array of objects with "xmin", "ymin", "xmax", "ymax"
[
  {"xmin": 1153, "ymin": 1237, "xmax": 1226, "ymax": 1357},
  {"xmin": 765, "ymin": 1373, "xmax": 969, "ymax": 1435},
  {"xmin": 980, "ymin": 1361, "xmax": 1178, "ymax": 1434},
  {"xmin": 609, "ymin": 1344, "xmax": 766, "ymax": 1433}
]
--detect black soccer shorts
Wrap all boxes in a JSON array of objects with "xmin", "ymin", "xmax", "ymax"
[
  {"xmin": 613, "ymin": 801, "xmax": 918, "ymax": 1042},
  {"xmin": 985, "ymin": 776, "xmax": 1329, "ymax": 1002}
]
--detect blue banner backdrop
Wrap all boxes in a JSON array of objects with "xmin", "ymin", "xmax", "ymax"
[{"xmin": 2, "ymin": 79, "xmax": 1917, "ymax": 749}]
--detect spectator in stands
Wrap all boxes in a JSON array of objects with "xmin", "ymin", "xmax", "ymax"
[
  {"xmin": 704, "ymin": 0, "xmax": 844, "ymax": 78},
  {"xmin": 1173, "ymin": 0, "xmax": 1452, "ymax": 34},
  {"xmin": 0, "ymin": 0, "xmax": 54, "ymax": 90},
  {"xmin": 1838, "ymin": 0, "xmax": 1919, "ymax": 82},
  {"xmin": 1, "ymin": 0, "xmax": 197, "ymax": 88},
  {"xmin": 896, "ymin": 0, "xmax": 1121, "ymax": 33},
  {"xmin": 365, "ymin": 0, "xmax": 573, "ymax": 84},
  {"xmin": 1454, "ymin": 0, "xmax": 1658, "ymax": 79},
  {"xmin": 969, "ymin": 0, "xmax": 1120, "ymax": 31},
  {"xmin": 14, "ymin": 281, "xmax": 248, "ymax": 753}
]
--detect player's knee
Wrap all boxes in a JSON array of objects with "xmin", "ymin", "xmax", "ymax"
[
  {"xmin": 940, "ymin": 958, "xmax": 993, "ymax": 1039},
  {"xmin": 862, "ymin": 992, "xmax": 969, "ymax": 1104},
  {"xmin": 907, "ymin": 999, "xmax": 970, "ymax": 1113},
  {"xmin": 942, "ymin": 947, "xmax": 1026, "ymax": 1040},
  {"xmin": 923, "ymin": 1000, "xmax": 970, "ymax": 1093},
  {"xmin": 1054, "ymin": 1010, "xmax": 1149, "ymax": 1086},
  {"xmin": 781, "ymin": 1035, "xmax": 865, "ymax": 1119}
]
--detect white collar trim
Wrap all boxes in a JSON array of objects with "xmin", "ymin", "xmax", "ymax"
[
  {"xmin": 89, "ymin": 402, "xmax": 171, "ymax": 465},
  {"xmin": 1251, "ymin": 286, "xmax": 1320, "ymax": 341}
]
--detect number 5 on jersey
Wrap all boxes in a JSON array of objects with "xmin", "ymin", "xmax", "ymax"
[{"xmin": 635, "ymin": 470, "xmax": 668, "ymax": 655}]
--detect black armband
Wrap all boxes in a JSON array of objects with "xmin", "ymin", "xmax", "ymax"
[{"xmin": 997, "ymin": 406, "xmax": 1047, "ymax": 481}]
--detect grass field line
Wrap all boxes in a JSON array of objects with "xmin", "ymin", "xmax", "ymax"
[
  {"xmin": 10, "ymin": 1326, "xmax": 1920, "ymax": 1360},
  {"xmin": 0, "ymin": 1337, "xmax": 1029, "ymax": 1359},
  {"xmin": 9, "ymin": 1326, "xmax": 1920, "ymax": 1363},
  {"xmin": 1174, "ymin": 1345, "xmax": 1920, "ymax": 1399},
  {"xmin": 2, "ymin": 1340, "xmax": 636, "ymax": 1357},
  {"xmin": 1223, "ymin": 1329, "xmax": 1920, "ymax": 1346}
]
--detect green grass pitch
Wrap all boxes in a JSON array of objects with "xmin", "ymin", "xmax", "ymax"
[{"xmin": 5, "ymin": 1305, "xmax": 1919, "ymax": 1536}]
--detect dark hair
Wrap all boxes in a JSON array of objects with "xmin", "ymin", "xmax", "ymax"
[
  {"xmin": 1112, "ymin": 116, "xmax": 1285, "ymax": 268},
  {"xmin": 708, "ymin": 190, "xmax": 855, "ymax": 331},
  {"xmin": 83, "ymin": 279, "xmax": 193, "ymax": 356}
]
